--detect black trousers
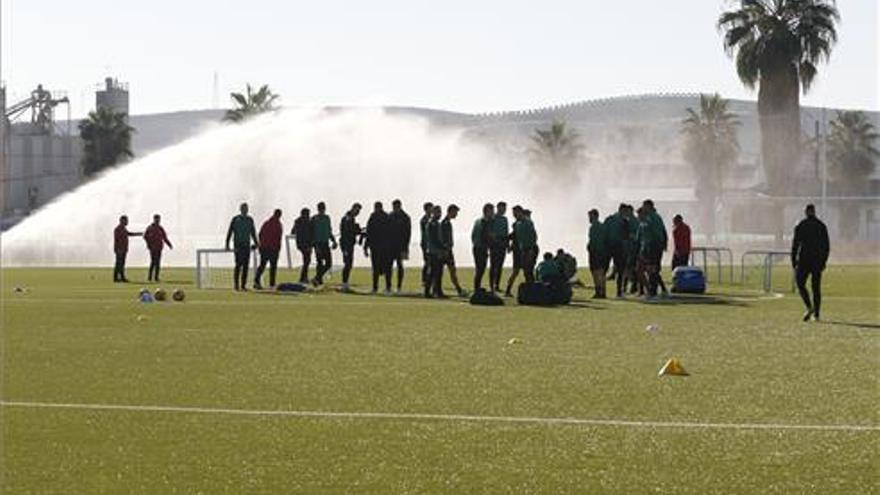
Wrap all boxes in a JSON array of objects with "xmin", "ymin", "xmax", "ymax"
[
  {"xmin": 298, "ymin": 247, "xmax": 312, "ymax": 283},
  {"xmin": 671, "ymin": 253, "xmax": 689, "ymax": 271},
  {"xmin": 113, "ymin": 251, "xmax": 127, "ymax": 281},
  {"xmin": 473, "ymin": 246, "xmax": 489, "ymax": 290},
  {"xmin": 341, "ymin": 245, "xmax": 355, "ymax": 284},
  {"xmin": 421, "ymin": 248, "xmax": 431, "ymax": 287},
  {"xmin": 392, "ymin": 250, "xmax": 406, "ymax": 289},
  {"xmin": 255, "ymin": 248, "xmax": 280, "ymax": 287},
  {"xmin": 429, "ymin": 252, "xmax": 445, "ymax": 296},
  {"xmin": 795, "ymin": 265, "xmax": 823, "ymax": 317},
  {"xmin": 371, "ymin": 250, "xmax": 392, "ymax": 291},
  {"xmin": 520, "ymin": 247, "xmax": 538, "ymax": 284},
  {"xmin": 609, "ymin": 243, "xmax": 625, "ymax": 296},
  {"xmin": 233, "ymin": 248, "xmax": 251, "ymax": 290},
  {"xmin": 148, "ymin": 250, "xmax": 162, "ymax": 281},
  {"xmin": 489, "ymin": 245, "xmax": 506, "ymax": 291},
  {"xmin": 314, "ymin": 242, "xmax": 332, "ymax": 284}
]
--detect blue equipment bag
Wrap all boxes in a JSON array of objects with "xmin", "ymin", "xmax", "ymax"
[{"xmin": 672, "ymin": 266, "xmax": 706, "ymax": 294}]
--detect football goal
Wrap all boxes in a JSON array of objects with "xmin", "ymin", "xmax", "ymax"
[{"xmin": 195, "ymin": 248, "xmax": 259, "ymax": 289}]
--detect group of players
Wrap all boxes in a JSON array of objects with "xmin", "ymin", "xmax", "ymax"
[{"xmin": 113, "ymin": 199, "xmax": 829, "ymax": 320}]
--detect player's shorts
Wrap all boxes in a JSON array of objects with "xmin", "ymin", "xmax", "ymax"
[{"xmin": 511, "ymin": 249, "xmax": 522, "ymax": 270}]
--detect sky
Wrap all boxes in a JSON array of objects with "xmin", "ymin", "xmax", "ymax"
[{"xmin": 2, "ymin": 0, "xmax": 878, "ymax": 118}]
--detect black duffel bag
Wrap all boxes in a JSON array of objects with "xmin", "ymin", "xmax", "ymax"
[{"xmin": 470, "ymin": 288, "xmax": 504, "ymax": 306}]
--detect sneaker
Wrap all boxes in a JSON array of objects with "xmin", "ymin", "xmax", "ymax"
[
  {"xmin": 384, "ymin": 289, "xmax": 392, "ymax": 296},
  {"xmin": 802, "ymin": 310, "xmax": 813, "ymax": 322},
  {"xmin": 811, "ymin": 313, "xmax": 820, "ymax": 322},
  {"xmin": 254, "ymin": 284, "xmax": 264, "ymax": 291}
]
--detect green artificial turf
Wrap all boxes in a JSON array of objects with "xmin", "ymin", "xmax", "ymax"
[{"xmin": 1, "ymin": 266, "xmax": 878, "ymax": 493}]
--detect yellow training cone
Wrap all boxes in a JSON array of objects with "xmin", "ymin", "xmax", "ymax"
[{"xmin": 658, "ymin": 358, "xmax": 689, "ymax": 377}]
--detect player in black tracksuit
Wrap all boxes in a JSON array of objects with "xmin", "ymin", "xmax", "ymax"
[
  {"xmin": 419, "ymin": 202, "xmax": 433, "ymax": 288},
  {"xmin": 291, "ymin": 208, "xmax": 313, "ymax": 283},
  {"xmin": 791, "ymin": 204, "xmax": 830, "ymax": 322},
  {"xmin": 339, "ymin": 203, "xmax": 363, "ymax": 290},
  {"xmin": 388, "ymin": 199, "xmax": 412, "ymax": 293},
  {"xmin": 365, "ymin": 201, "xmax": 394, "ymax": 294}
]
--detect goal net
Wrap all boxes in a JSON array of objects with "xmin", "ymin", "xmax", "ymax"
[{"xmin": 195, "ymin": 248, "xmax": 259, "ymax": 289}]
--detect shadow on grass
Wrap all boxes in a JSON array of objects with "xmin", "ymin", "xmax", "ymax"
[
  {"xmin": 820, "ymin": 320, "xmax": 880, "ymax": 330},
  {"xmin": 613, "ymin": 293, "xmax": 750, "ymax": 307}
]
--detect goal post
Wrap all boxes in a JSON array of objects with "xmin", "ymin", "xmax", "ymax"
[{"xmin": 195, "ymin": 248, "xmax": 258, "ymax": 289}]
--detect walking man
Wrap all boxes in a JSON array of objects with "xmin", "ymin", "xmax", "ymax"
[
  {"xmin": 144, "ymin": 214, "xmax": 173, "ymax": 282},
  {"xmin": 604, "ymin": 204, "xmax": 626, "ymax": 297},
  {"xmin": 419, "ymin": 202, "xmax": 434, "ymax": 289},
  {"xmin": 255, "ymin": 209, "xmax": 283, "ymax": 290},
  {"xmin": 472, "ymin": 203, "xmax": 494, "ymax": 291},
  {"xmin": 439, "ymin": 204, "xmax": 465, "ymax": 296},
  {"xmin": 311, "ymin": 201, "xmax": 337, "ymax": 286},
  {"xmin": 291, "ymin": 208, "xmax": 313, "ymax": 283},
  {"xmin": 113, "ymin": 215, "xmax": 142, "ymax": 283},
  {"xmin": 671, "ymin": 214, "xmax": 692, "ymax": 271},
  {"xmin": 489, "ymin": 201, "xmax": 509, "ymax": 292},
  {"xmin": 791, "ymin": 204, "xmax": 830, "ymax": 322},
  {"xmin": 588, "ymin": 209, "xmax": 609, "ymax": 299},
  {"xmin": 365, "ymin": 201, "xmax": 394, "ymax": 294},
  {"xmin": 225, "ymin": 202, "xmax": 259, "ymax": 291},
  {"xmin": 513, "ymin": 207, "xmax": 539, "ymax": 284},
  {"xmin": 339, "ymin": 203, "xmax": 363, "ymax": 291},
  {"xmin": 504, "ymin": 206, "xmax": 523, "ymax": 297},
  {"xmin": 389, "ymin": 199, "xmax": 412, "ymax": 293}
]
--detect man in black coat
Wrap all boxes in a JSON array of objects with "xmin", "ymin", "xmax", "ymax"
[
  {"xmin": 791, "ymin": 204, "xmax": 830, "ymax": 322},
  {"xmin": 290, "ymin": 208, "xmax": 313, "ymax": 283},
  {"xmin": 388, "ymin": 199, "xmax": 412, "ymax": 293},
  {"xmin": 365, "ymin": 201, "xmax": 394, "ymax": 294}
]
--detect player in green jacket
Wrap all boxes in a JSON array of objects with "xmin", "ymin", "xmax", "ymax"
[{"xmin": 588, "ymin": 209, "xmax": 609, "ymax": 299}]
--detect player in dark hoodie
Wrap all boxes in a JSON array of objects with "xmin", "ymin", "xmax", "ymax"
[{"xmin": 388, "ymin": 199, "xmax": 412, "ymax": 293}]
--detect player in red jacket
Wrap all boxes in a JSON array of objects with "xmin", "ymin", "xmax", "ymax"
[
  {"xmin": 255, "ymin": 209, "xmax": 283, "ymax": 289},
  {"xmin": 144, "ymin": 214, "xmax": 173, "ymax": 282},
  {"xmin": 113, "ymin": 215, "xmax": 143, "ymax": 282},
  {"xmin": 671, "ymin": 214, "xmax": 691, "ymax": 271}
]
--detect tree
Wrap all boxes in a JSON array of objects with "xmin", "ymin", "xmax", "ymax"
[
  {"xmin": 718, "ymin": 0, "xmax": 839, "ymax": 198},
  {"xmin": 78, "ymin": 106, "xmax": 134, "ymax": 177},
  {"xmin": 223, "ymin": 84, "xmax": 280, "ymax": 123},
  {"xmin": 681, "ymin": 93, "xmax": 741, "ymax": 240},
  {"xmin": 826, "ymin": 111, "xmax": 879, "ymax": 239},
  {"xmin": 528, "ymin": 120, "xmax": 584, "ymax": 169}
]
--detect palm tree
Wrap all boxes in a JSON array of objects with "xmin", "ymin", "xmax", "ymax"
[
  {"xmin": 826, "ymin": 111, "xmax": 879, "ymax": 239},
  {"xmin": 78, "ymin": 106, "xmax": 134, "ymax": 177},
  {"xmin": 223, "ymin": 84, "xmax": 280, "ymax": 123},
  {"xmin": 718, "ymin": 0, "xmax": 839, "ymax": 197},
  {"xmin": 681, "ymin": 94, "xmax": 741, "ymax": 240},
  {"xmin": 528, "ymin": 120, "xmax": 584, "ymax": 169}
]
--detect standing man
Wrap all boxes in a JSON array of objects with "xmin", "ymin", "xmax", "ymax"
[
  {"xmin": 588, "ymin": 209, "xmax": 609, "ymax": 299},
  {"xmin": 113, "ymin": 215, "xmax": 142, "ymax": 283},
  {"xmin": 439, "ymin": 204, "xmax": 466, "ymax": 296},
  {"xmin": 291, "ymin": 208, "xmax": 313, "ymax": 283},
  {"xmin": 604, "ymin": 204, "xmax": 627, "ymax": 297},
  {"xmin": 225, "ymin": 202, "xmax": 259, "ymax": 291},
  {"xmin": 488, "ymin": 201, "xmax": 509, "ymax": 293},
  {"xmin": 339, "ymin": 203, "xmax": 363, "ymax": 291},
  {"xmin": 425, "ymin": 205, "xmax": 444, "ymax": 298},
  {"xmin": 643, "ymin": 199, "xmax": 669, "ymax": 295},
  {"xmin": 311, "ymin": 201, "xmax": 337, "ymax": 286},
  {"xmin": 388, "ymin": 199, "xmax": 412, "ymax": 293},
  {"xmin": 419, "ymin": 202, "xmax": 434, "ymax": 289},
  {"xmin": 504, "ymin": 206, "xmax": 523, "ymax": 297},
  {"xmin": 365, "ymin": 201, "xmax": 393, "ymax": 294},
  {"xmin": 472, "ymin": 203, "xmax": 494, "ymax": 291},
  {"xmin": 791, "ymin": 204, "xmax": 830, "ymax": 322},
  {"xmin": 144, "ymin": 214, "xmax": 173, "ymax": 282},
  {"xmin": 671, "ymin": 214, "xmax": 692, "ymax": 271},
  {"xmin": 255, "ymin": 209, "xmax": 283, "ymax": 290},
  {"xmin": 514, "ymin": 207, "xmax": 539, "ymax": 284}
]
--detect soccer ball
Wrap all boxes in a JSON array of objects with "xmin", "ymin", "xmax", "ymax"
[
  {"xmin": 154, "ymin": 288, "xmax": 167, "ymax": 301},
  {"xmin": 172, "ymin": 289, "xmax": 186, "ymax": 302}
]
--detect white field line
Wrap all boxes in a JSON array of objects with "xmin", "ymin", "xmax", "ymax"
[{"xmin": 1, "ymin": 400, "xmax": 877, "ymax": 433}]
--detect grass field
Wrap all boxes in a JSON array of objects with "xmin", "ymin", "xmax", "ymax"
[{"xmin": 1, "ymin": 266, "xmax": 878, "ymax": 493}]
